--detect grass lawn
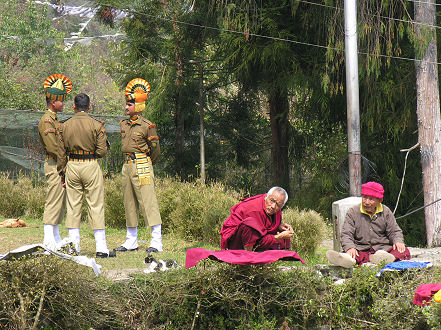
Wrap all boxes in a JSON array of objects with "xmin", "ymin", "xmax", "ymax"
[
  {"xmin": 0, "ymin": 216, "xmax": 330, "ymax": 281},
  {"xmin": 0, "ymin": 216, "xmax": 219, "ymax": 275}
]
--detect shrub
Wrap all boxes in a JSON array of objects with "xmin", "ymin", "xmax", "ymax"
[
  {"xmin": 20, "ymin": 176, "xmax": 45, "ymax": 219},
  {"xmin": 0, "ymin": 255, "xmax": 123, "ymax": 329},
  {"xmin": 104, "ymin": 174, "xmax": 126, "ymax": 228},
  {"xmin": 156, "ymin": 177, "xmax": 241, "ymax": 244},
  {"xmin": 282, "ymin": 207, "xmax": 328, "ymax": 256},
  {"xmin": 0, "ymin": 173, "xmax": 28, "ymax": 218},
  {"xmin": 0, "ymin": 173, "xmax": 49, "ymax": 219},
  {"xmin": 327, "ymin": 265, "xmax": 441, "ymax": 328}
]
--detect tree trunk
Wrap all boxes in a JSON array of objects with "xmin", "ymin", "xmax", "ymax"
[
  {"xmin": 414, "ymin": 0, "xmax": 441, "ymax": 246},
  {"xmin": 173, "ymin": 14, "xmax": 185, "ymax": 181},
  {"xmin": 268, "ymin": 88, "xmax": 290, "ymax": 196},
  {"xmin": 174, "ymin": 89, "xmax": 185, "ymax": 180}
]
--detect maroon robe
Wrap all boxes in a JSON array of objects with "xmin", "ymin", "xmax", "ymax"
[{"xmin": 220, "ymin": 194, "xmax": 290, "ymax": 251}]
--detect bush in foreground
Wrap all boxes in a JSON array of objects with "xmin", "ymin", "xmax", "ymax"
[
  {"xmin": 0, "ymin": 256, "xmax": 123, "ymax": 329},
  {"xmin": 111, "ymin": 262, "xmax": 441, "ymax": 329},
  {"xmin": 2, "ymin": 255, "xmax": 441, "ymax": 328}
]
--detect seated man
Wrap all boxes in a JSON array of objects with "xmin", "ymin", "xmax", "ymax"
[
  {"xmin": 327, "ymin": 181, "xmax": 411, "ymax": 268},
  {"xmin": 220, "ymin": 187, "xmax": 293, "ymax": 251}
]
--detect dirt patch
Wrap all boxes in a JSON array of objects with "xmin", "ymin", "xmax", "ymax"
[{"xmin": 102, "ymin": 268, "xmax": 144, "ymax": 281}]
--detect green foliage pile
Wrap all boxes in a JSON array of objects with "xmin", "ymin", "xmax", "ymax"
[
  {"xmin": 109, "ymin": 263, "xmax": 441, "ymax": 329},
  {"xmin": 326, "ymin": 266, "xmax": 438, "ymax": 328},
  {"xmin": 2, "ymin": 254, "xmax": 441, "ymax": 329},
  {"xmin": 112, "ymin": 264, "xmax": 328, "ymax": 329},
  {"xmin": 283, "ymin": 207, "xmax": 328, "ymax": 256},
  {"xmin": 0, "ymin": 255, "xmax": 123, "ymax": 329}
]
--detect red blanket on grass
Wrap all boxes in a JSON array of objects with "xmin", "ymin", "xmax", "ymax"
[
  {"xmin": 185, "ymin": 248, "xmax": 305, "ymax": 268},
  {"xmin": 413, "ymin": 283, "xmax": 441, "ymax": 306}
]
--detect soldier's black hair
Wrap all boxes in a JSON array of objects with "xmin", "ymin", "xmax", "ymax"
[{"xmin": 74, "ymin": 93, "xmax": 90, "ymax": 111}]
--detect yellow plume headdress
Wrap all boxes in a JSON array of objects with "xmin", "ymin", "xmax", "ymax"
[
  {"xmin": 125, "ymin": 78, "xmax": 150, "ymax": 112},
  {"xmin": 44, "ymin": 74, "xmax": 72, "ymax": 101}
]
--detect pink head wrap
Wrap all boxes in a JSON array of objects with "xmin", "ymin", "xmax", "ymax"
[{"xmin": 361, "ymin": 181, "xmax": 384, "ymax": 199}]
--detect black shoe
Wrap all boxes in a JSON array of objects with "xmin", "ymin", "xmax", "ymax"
[
  {"xmin": 113, "ymin": 246, "xmax": 138, "ymax": 252},
  {"xmin": 96, "ymin": 251, "xmax": 116, "ymax": 258},
  {"xmin": 146, "ymin": 247, "xmax": 159, "ymax": 253},
  {"xmin": 60, "ymin": 242, "xmax": 79, "ymax": 256},
  {"xmin": 144, "ymin": 253, "xmax": 155, "ymax": 264}
]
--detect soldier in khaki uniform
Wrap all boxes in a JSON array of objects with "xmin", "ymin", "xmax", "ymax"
[
  {"xmin": 58, "ymin": 93, "xmax": 115, "ymax": 258},
  {"xmin": 38, "ymin": 74, "xmax": 72, "ymax": 250},
  {"xmin": 113, "ymin": 78, "xmax": 163, "ymax": 253}
]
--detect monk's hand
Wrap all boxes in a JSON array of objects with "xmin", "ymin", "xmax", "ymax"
[
  {"xmin": 279, "ymin": 223, "xmax": 293, "ymax": 233},
  {"xmin": 275, "ymin": 230, "xmax": 293, "ymax": 240},
  {"xmin": 393, "ymin": 242, "xmax": 406, "ymax": 253},
  {"xmin": 346, "ymin": 248, "xmax": 358, "ymax": 259}
]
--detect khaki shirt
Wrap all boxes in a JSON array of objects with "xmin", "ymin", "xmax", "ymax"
[
  {"xmin": 341, "ymin": 204, "xmax": 404, "ymax": 252},
  {"xmin": 38, "ymin": 109, "xmax": 61, "ymax": 158},
  {"xmin": 120, "ymin": 115, "xmax": 160, "ymax": 164},
  {"xmin": 58, "ymin": 112, "xmax": 108, "ymax": 172}
]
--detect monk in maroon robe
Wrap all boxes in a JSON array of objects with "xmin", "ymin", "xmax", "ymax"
[{"xmin": 220, "ymin": 187, "xmax": 293, "ymax": 251}]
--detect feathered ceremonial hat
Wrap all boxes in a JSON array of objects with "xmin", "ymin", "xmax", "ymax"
[
  {"xmin": 44, "ymin": 74, "xmax": 72, "ymax": 101},
  {"xmin": 125, "ymin": 78, "xmax": 150, "ymax": 112}
]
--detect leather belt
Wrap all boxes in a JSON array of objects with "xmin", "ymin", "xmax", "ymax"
[{"xmin": 69, "ymin": 151, "xmax": 97, "ymax": 160}]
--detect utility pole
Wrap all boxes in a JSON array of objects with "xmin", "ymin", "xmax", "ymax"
[
  {"xmin": 344, "ymin": 0, "xmax": 361, "ymax": 196},
  {"xmin": 189, "ymin": 60, "xmax": 206, "ymax": 184}
]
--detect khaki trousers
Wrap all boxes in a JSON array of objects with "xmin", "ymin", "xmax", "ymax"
[
  {"xmin": 65, "ymin": 160, "xmax": 105, "ymax": 230},
  {"xmin": 43, "ymin": 159, "xmax": 66, "ymax": 225},
  {"xmin": 122, "ymin": 161, "xmax": 162, "ymax": 227}
]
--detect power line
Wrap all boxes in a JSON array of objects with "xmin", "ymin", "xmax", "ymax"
[
  {"xmin": 21, "ymin": 0, "xmax": 441, "ymax": 66},
  {"xmin": 94, "ymin": 1, "xmax": 441, "ymax": 66},
  {"xmin": 294, "ymin": 0, "xmax": 441, "ymax": 30},
  {"xmin": 395, "ymin": 198, "xmax": 441, "ymax": 220},
  {"xmin": 404, "ymin": 0, "xmax": 441, "ymax": 7}
]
